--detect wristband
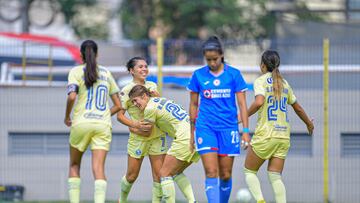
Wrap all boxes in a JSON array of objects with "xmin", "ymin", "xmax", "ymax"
[{"xmin": 243, "ymin": 127, "xmax": 250, "ymax": 133}]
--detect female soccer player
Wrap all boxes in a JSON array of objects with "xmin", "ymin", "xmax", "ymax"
[
  {"xmin": 243, "ymin": 50, "xmax": 314, "ymax": 203},
  {"xmin": 128, "ymin": 84, "xmax": 199, "ymax": 203},
  {"xmin": 116, "ymin": 57, "xmax": 167, "ymax": 203},
  {"xmin": 64, "ymin": 40, "xmax": 121, "ymax": 203},
  {"xmin": 188, "ymin": 36, "xmax": 250, "ymax": 203}
]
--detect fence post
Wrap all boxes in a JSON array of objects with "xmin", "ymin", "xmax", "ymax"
[
  {"xmin": 48, "ymin": 45, "xmax": 53, "ymax": 86},
  {"xmin": 156, "ymin": 37, "xmax": 164, "ymax": 96},
  {"xmin": 22, "ymin": 41, "xmax": 27, "ymax": 86},
  {"xmin": 323, "ymin": 38, "xmax": 329, "ymax": 203}
]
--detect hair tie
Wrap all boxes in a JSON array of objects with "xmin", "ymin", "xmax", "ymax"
[{"xmin": 203, "ymin": 42, "xmax": 220, "ymax": 50}]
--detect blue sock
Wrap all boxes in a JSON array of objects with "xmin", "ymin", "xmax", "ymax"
[
  {"xmin": 220, "ymin": 178, "xmax": 232, "ymax": 203},
  {"xmin": 205, "ymin": 177, "xmax": 219, "ymax": 203}
]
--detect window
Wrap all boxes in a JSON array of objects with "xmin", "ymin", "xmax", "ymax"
[
  {"xmin": 349, "ymin": 0, "xmax": 360, "ymax": 21},
  {"xmin": 341, "ymin": 133, "xmax": 360, "ymax": 157},
  {"xmin": 9, "ymin": 132, "xmax": 68, "ymax": 155},
  {"xmin": 288, "ymin": 133, "xmax": 312, "ymax": 157},
  {"xmin": 8, "ymin": 132, "xmax": 129, "ymax": 155}
]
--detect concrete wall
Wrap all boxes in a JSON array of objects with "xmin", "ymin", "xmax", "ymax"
[{"xmin": 0, "ymin": 82, "xmax": 359, "ymax": 202}]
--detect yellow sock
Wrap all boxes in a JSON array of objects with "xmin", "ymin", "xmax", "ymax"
[
  {"xmin": 94, "ymin": 179, "xmax": 107, "ymax": 203},
  {"xmin": 120, "ymin": 176, "xmax": 133, "ymax": 203},
  {"xmin": 68, "ymin": 177, "xmax": 81, "ymax": 203},
  {"xmin": 152, "ymin": 182, "xmax": 162, "ymax": 203},
  {"xmin": 173, "ymin": 173, "xmax": 195, "ymax": 203},
  {"xmin": 244, "ymin": 168, "xmax": 265, "ymax": 202},
  {"xmin": 268, "ymin": 171, "xmax": 286, "ymax": 203},
  {"xmin": 161, "ymin": 177, "xmax": 175, "ymax": 203}
]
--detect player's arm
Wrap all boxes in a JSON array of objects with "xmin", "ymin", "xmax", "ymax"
[
  {"xmin": 139, "ymin": 106, "xmax": 157, "ymax": 137},
  {"xmin": 236, "ymin": 91, "xmax": 250, "ymax": 149},
  {"xmin": 189, "ymin": 91, "xmax": 199, "ymax": 152},
  {"xmin": 248, "ymin": 95, "xmax": 265, "ymax": 117},
  {"xmin": 129, "ymin": 126, "xmax": 152, "ymax": 137},
  {"xmin": 291, "ymin": 102, "xmax": 314, "ymax": 135},
  {"xmin": 110, "ymin": 92, "xmax": 122, "ymax": 116},
  {"xmin": 64, "ymin": 91, "xmax": 77, "ymax": 127},
  {"xmin": 117, "ymin": 109, "xmax": 151, "ymax": 131},
  {"xmin": 129, "ymin": 120, "xmax": 154, "ymax": 137},
  {"xmin": 65, "ymin": 69, "xmax": 79, "ymax": 127},
  {"xmin": 248, "ymin": 78, "xmax": 265, "ymax": 117}
]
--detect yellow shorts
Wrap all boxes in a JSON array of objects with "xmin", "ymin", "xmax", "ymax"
[
  {"xmin": 69, "ymin": 123, "xmax": 112, "ymax": 152},
  {"xmin": 251, "ymin": 138, "xmax": 290, "ymax": 160},
  {"xmin": 167, "ymin": 137, "xmax": 200, "ymax": 163},
  {"xmin": 127, "ymin": 135, "xmax": 168, "ymax": 158}
]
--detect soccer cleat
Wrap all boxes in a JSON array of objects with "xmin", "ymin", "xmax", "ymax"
[{"xmin": 257, "ymin": 200, "xmax": 266, "ymax": 203}]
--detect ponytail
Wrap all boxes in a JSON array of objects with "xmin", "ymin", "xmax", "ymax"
[
  {"xmin": 261, "ymin": 50, "xmax": 283, "ymax": 100},
  {"xmin": 272, "ymin": 68, "xmax": 284, "ymax": 100},
  {"xmin": 80, "ymin": 40, "xmax": 98, "ymax": 89}
]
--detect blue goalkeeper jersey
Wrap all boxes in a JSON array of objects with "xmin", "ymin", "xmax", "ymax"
[{"xmin": 187, "ymin": 64, "xmax": 248, "ymax": 129}]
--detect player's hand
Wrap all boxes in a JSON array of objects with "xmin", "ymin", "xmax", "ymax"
[
  {"xmin": 241, "ymin": 132, "xmax": 250, "ymax": 150},
  {"xmin": 139, "ymin": 121, "xmax": 152, "ymax": 131},
  {"xmin": 64, "ymin": 117, "xmax": 72, "ymax": 127},
  {"xmin": 133, "ymin": 121, "xmax": 151, "ymax": 131},
  {"xmin": 149, "ymin": 90, "xmax": 160, "ymax": 97},
  {"xmin": 307, "ymin": 118, "xmax": 314, "ymax": 136}
]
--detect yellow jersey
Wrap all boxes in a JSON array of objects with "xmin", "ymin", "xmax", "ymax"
[
  {"xmin": 144, "ymin": 97, "xmax": 190, "ymax": 141},
  {"xmin": 67, "ymin": 64, "xmax": 119, "ymax": 127},
  {"xmin": 253, "ymin": 72, "xmax": 297, "ymax": 140},
  {"xmin": 120, "ymin": 81, "xmax": 164, "ymax": 140}
]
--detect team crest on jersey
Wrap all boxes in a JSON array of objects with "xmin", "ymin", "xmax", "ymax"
[
  {"xmin": 267, "ymin": 77, "xmax": 273, "ymax": 84},
  {"xmin": 197, "ymin": 137, "xmax": 203, "ymax": 144},
  {"xmin": 135, "ymin": 149, "xmax": 142, "ymax": 156},
  {"xmin": 213, "ymin": 79, "xmax": 221, "ymax": 86},
  {"xmin": 203, "ymin": 90, "xmax": 211, "ymax": 98},
  {"xmin": 120, "ymin": 91, "xmax": 125, "ymax": 96}
]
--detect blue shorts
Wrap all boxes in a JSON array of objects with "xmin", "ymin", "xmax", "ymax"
[{"xmin": 194, "ymin": 127, "xmax": 240, "ymax": 156}]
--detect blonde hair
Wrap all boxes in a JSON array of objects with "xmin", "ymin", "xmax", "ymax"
[
  {"xmin": 261, "ymin": 50, "xmax": 283, "ymax": 100},
  {"xmin": 128, "ymin": 84, "xmax": 151, "ymax": 98}
]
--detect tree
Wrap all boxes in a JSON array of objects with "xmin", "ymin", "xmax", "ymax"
[{"xmin": 119, "ymin": 0, "xmax": 277, "ymax": 40}]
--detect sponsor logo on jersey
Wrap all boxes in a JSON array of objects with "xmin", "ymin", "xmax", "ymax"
[
  {"xmin": 203, "ymin": 89, "xmax": 231, "ymax": 99},
  {"xmin": 203, "ymin": 90, "xmax": 211, "ymax": 98}
]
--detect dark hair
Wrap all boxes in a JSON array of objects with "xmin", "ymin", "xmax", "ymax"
[
  {"xmin": 80, "ymin": 40, "xmax": 98, "ymax": 89},
  {"xmin": 202, "ymin": 36, "xmax": 224, "ymax": 63},
  {"xmin": 261, "ymin": 50, "xmax": 283, "ymax": 100},
  {"xmin": 126, "ymin": 56, "xmax": 147, "ymax": 72},
  {"xmin": 128, "ymin": 84, "xmax": 151, "ymax": 99}
]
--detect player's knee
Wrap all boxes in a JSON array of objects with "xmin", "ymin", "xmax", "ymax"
[
  {"xmin": 126, "ymin": 171, "xmax": 139, "ymax": 183},
  {"xmin": 205, "ymin": 168, "xmax": 218, "ymax": 178},
  {"xmin": 219, "ymin": 170, "xmax": 232, "ymax": 180},
  {"xmin": 159, "ymin": 168, "xmax": 172, "ymax": 178}
]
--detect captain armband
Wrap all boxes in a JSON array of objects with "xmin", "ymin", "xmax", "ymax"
[{"xmin": 67, "ymin": 84, "xmax": 79, "ymax": 95}]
